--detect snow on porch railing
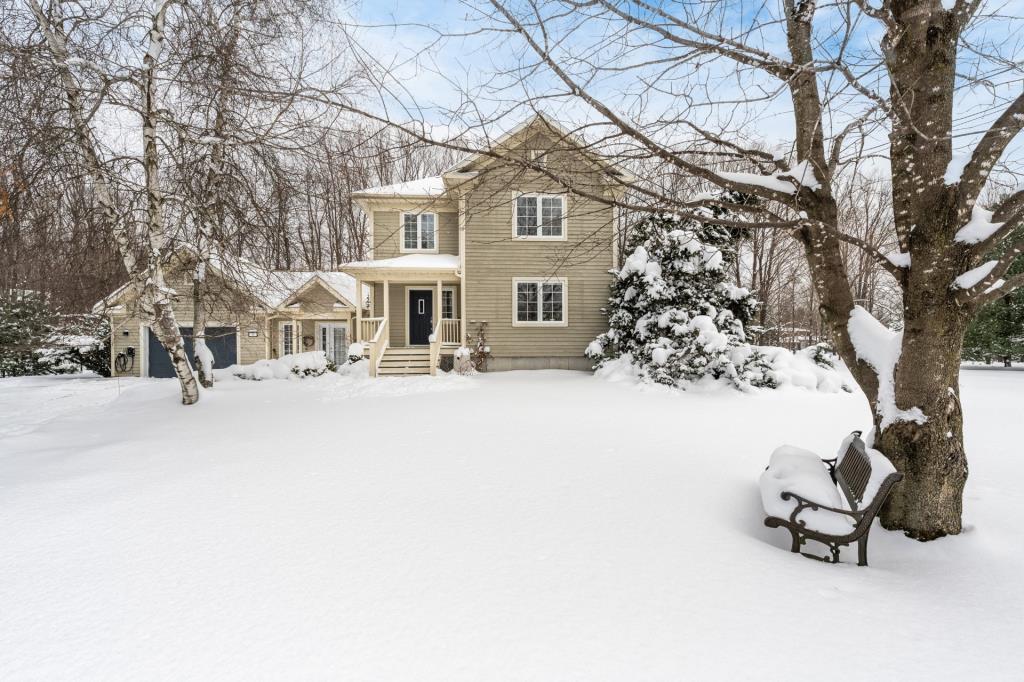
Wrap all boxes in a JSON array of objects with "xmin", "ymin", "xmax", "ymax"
[
  {"xmin": 440, "ymin": 319, "xmax": 461, "ymax": 345},
  {"xmin": 360, "ymin": 317, "xmax": 385, "ymax": 342}
]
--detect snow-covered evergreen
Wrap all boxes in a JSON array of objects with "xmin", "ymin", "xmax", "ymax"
[{"xmin": 586, "ymin": 210, "xmax": 775, "ymax": 389}]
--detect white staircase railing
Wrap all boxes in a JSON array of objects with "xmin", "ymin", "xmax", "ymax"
[
  {"xmin": 367, "ymin": 319, "xmax": 389, "ymax": 377},
  {"xmin": 429, "ymin": 321, "xmax": 442, "ymax": 376},
  {"xmin": 360, "ymin": 317, "xmax": 385, "ymax": 342}
]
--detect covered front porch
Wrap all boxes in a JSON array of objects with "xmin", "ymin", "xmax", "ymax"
[{"xmin": 344, "ymin": 255, "xmax": 464, "ymax": 376}]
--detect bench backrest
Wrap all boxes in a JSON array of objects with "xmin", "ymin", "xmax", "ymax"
[{"xmin": 836, "ymin": 432, "xmax": 872, "ymax": 511}]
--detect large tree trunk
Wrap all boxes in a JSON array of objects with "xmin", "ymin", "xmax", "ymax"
[{"xmin": 877, "ymin": 305, "xmax": 969, "ymax": 539}]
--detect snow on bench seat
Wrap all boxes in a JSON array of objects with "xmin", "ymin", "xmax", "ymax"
[{"xmin": 759, "ymin": 446, "xmax": 854, "ymax": 535}]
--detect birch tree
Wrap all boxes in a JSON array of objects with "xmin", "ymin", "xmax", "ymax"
[{"xmin": 27, "ymin": 0, "xmax": 199, "ymax": 404}]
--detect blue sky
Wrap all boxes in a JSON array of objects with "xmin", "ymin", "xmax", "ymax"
[{"xmin": 346, "ymin": 0, "xmax": 1024, "ymax": 179}]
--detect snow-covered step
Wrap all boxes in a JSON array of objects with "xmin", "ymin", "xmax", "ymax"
[{"xmin": 377, "ymin": 365, "xmax": 430, "ymax": 376}]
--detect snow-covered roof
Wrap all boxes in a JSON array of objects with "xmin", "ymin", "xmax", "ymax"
[
  {"xmin": 352, "ymin": 176, "xmax": 447, "ymax": 198},
  {"xmin": 92, "ymin": 246, "xmax": 370, "ymax": 313},
  {"xmin": 342, "ymin": 254, "xmax": 460, "ymax": 271},
  {"xmin": 245, "ymin": 270, "xmax": 367, "ymax": 308}
]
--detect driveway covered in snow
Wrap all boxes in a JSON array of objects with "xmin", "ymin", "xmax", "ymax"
[{"xmin": 1, "ymin": 369, "xmax": 1021, "ymax": 680}]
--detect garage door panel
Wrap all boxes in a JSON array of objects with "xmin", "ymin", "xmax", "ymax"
[{"xmin": 147, "ymin": 327, "xmax": 237, "ymax": 378}]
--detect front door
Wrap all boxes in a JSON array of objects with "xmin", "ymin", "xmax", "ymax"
[{"xmin": 408, "ymin": 290, "xmax": 433, "ymax": 345}]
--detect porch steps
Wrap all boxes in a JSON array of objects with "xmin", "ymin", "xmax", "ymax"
[{"xmin": 377, "ymin": 347, "xmax": 431, "ymax": 376}]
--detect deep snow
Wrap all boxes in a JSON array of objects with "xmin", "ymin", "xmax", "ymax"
[{"xmin": 1, "ymin": 368, "xmax": 1022, "ymax": 680}]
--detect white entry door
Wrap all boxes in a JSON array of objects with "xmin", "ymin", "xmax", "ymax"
[{"xmin": 318, "ymin": 322, "xmax": 348, "ymax": 365}]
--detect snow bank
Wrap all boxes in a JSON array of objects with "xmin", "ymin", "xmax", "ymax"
[
  {"xmin": 232, "ymin": 351, "xmax": 333, "ymax": 380},
  {"xmin": 752, "ymin": 346, "xmax": 851, "ymax": 392},
  {"xmin": 759, "ymin": 446, "xmax": 854, "ymax": 535},
  {"xmin": 596, "ymin": 345, "xmax": 850, "ymax": 392}
]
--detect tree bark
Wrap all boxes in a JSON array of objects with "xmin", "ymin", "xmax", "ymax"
[{"xmin": 877, "ymin": 304, "xmax": 969, "ymax": 539}]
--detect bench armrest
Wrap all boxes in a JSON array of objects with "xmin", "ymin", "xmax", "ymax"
[
  {"xmin": 821, "ymin": 457, "xmax": 838, "ymax": 481},
  {"xmin": 780, "ymin": 490, "xmax": 863, "ymax": 526}
]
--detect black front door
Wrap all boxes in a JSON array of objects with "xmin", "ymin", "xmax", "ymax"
[{"xmin": 408, "ymin": 290, "xmax": 433, "ymax": 345}]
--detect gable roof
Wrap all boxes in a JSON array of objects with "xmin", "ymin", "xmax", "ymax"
[{"xmin": 351, "ymin": 113, "xmax": 633, "ymax": 200}]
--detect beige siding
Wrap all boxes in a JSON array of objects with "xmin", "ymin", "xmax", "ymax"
[
  {"xmin": 462, "ymin": 137, "xmax": 614, "ymax": 363},
  {"xmin": 372, "ymin": 210, "xmax": 459, "ymax": 259},
  {"xmin": 108, "ymin": 262, "xmax": 268, "ymax": 376}
]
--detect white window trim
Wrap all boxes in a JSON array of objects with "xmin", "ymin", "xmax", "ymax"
[
  {"xmin": 512, "ymin": 193, "xmax": 567, "ymax": 241},
  {"xmin": 512, "ymin": 277, "xmax": 568, "ymax": 327},
  {"xmin": 399, "ymin": 212, "xmax": 439, "ymax": 253},
  {"xmin": 279, "ymin": 321, "xmax": 296, "ymax": 356}
]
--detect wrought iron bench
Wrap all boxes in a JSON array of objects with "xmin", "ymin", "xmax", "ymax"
[{"xmin": 764, "ymin": 431, "xmax": 903, "ymax": 566}]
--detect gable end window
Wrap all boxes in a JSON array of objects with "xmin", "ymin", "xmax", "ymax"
[
  {"xmin": 513, "ymin": 278, "xmax": 567, "ymax": 327},
  {"xmin": 401, "ymin": 212, "xmax": 437, "ymax": 252},
  {"xmin": 514, "ymin": 194, "xmax": 565, "ymax": 239}
]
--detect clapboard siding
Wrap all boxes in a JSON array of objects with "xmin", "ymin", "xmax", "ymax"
[
  {"xmin": 372, "ymin": 210, "xmax": 460, "ymax": 259},
  {"xmin": 462, "ymin": 142, "xmax": 614, "ymax": 361}
]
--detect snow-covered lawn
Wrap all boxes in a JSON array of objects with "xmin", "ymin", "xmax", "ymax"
[{"xmin": 1, "ymin": 369, "xmax": 1022, "ymax": 680}]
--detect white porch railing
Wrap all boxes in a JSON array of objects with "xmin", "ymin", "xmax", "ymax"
[
  {"xmin": 360, "ymin": 317, "xmax": 385, "ymax": 342},
  {"xmin": 439, "ymin": 318, "xmax": 461, "ymax": 346},
  {"xmin": 366, "ymin": 318, "xmax": 389, "ymax": 377}
]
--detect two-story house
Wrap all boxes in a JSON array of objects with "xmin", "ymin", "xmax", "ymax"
[
  {"xmin": 97, "ymin": 115, "xmax": 629, "ymax": 379},
  {"xmin": 346, "ymin": 114, "xmax": 631, "ymax": 376}
]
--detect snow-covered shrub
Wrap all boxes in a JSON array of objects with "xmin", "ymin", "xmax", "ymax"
[
  {"xmin": 453, "ymin": 345, "xmax": 474, "ymax": 375},
  {"xmin": 586, "ymin": 209, "xmax": 774, "ymax": 390},
  {"xmin": 233, "ymin": 351, "xmax": 335, "ymax": 380},
  {"xmin": 806, "ymin": 341, "xmax": 838, "ymax": 369},
  {"xmin": 0, "ymin": 291, "xmax": 110, "ymax": 377},
  {"xmin": 347, "ymin": 342, "xmax": 366, "ymax": 363}
]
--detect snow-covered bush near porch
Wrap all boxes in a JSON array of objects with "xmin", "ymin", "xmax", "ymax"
[
  {"xmin": 585, "ymin": 208, "xmax": 775, "ymax": 390},
  {"xmin": 232, "ymin": 351, "xmax": 336, "ymax": 380}
]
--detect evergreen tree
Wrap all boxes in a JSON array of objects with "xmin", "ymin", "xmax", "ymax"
[
  {"xmin": 0, "ymin": 289, "xmax": 53, "ymax": 377},
  {"xmin": 587, "ymin": 209, "xmax": 775, "ymax": 389},
  {"xmin": 963, "ymin": 222, "xmax": 1024, "ymax": 365}
]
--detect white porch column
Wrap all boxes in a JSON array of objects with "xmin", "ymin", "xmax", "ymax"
[
  {"xmin": 354, "ymin": 277, "xmax": 362, "ymax": 341},
  {"xmin": 383, "ymin": 279, "xmax": 390, "ymax": 330},
  {"xmin": 435, "ymin": 279, "xmax": 442, "ymax": 333}
]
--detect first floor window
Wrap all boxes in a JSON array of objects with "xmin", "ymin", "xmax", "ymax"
[
  {"xmin": 441, "ymin": 289, "xmax": 455, "ymax": 319},
  {"xmin": 281, "ymin": 323, "xmax": 294, "ymax": 356},
  {"xmin": 514, "ymin": 279, "xmax": 566, "ymax": 325},
  {"xmin": 515, "ymin": 194, "xmax": 564, "ymax": 238},
  {"xmin": 402, "ymin": 212, "xmax": 436, "ymax": 251}
]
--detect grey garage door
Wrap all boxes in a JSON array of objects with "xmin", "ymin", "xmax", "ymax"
[{"xmin": 147, "ymin": 327, "xmax": 237, "ymax": 378}]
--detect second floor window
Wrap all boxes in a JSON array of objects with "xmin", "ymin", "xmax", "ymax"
[
  {"xmin": 515, "ymin": 194, "xmax": 564, "ymax": 238},
  {"xmin": 402, "ymin": 212, "xmax": 436, "ymax": 251}
]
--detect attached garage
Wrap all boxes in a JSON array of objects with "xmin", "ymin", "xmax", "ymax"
[{"xmin": 146, "ymin": 326, "xmax": 238, "ymax": 378}]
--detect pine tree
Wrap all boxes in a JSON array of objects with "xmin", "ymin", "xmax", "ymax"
[
  {"xmin": 0, "ymin": 289, "xmax": 53, "ymax": 377},
  {"xmin": 962, "ymin": 222, "xmax": 1024, "ymax": 366},
  {"xmin": 587, "ymin": 210, "xmax": 775, "ymax": 389}
]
